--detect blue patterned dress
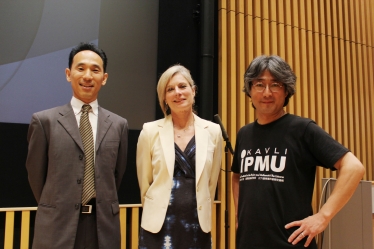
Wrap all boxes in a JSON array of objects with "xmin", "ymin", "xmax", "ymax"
[{"xmin": 139, "ymin": 136, "xmax": 211, "ymax": 249}]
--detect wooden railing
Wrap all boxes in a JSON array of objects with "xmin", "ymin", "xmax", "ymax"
[
  {"xmin": 0, "ymin": 201, "xmax": 221, "ymax": 249},
  {"xmin": 119, "ymin": 204, "xmax": 142, "ymax": 249},
  {"xmin": 0, "ymin": 207, "xmax": 37, "ymax": 249}
]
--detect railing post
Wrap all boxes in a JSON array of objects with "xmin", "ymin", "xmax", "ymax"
[
  {"xmin": 4, "ymin": 211, "xmax": 15, "ymax": 249},
  {"xmin": 131, "ymin": 207, "xmax": 139, "ymax": 248},
  {"xmin": 212, "ymin": 203, "xmax": 217, "ymax": 249},
  {"xmin": 120, "ymin": 207, "xmax": 127, "ymax": 249},
  {"xmin": 20, "ymin": 211, "xmax": 30, "ymax": 249}
]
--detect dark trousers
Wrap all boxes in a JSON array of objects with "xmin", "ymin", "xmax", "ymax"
[{"xmin": 74, "ymin": 200, "xmax": 99, "ymax": 249}]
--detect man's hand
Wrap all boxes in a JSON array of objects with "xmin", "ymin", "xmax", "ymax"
[
  {"xmin": 286, "ymin": 152, "xmax": 364, "ymax": 247},
  {"xmin": 285, "ymin": 212, "xmax": 329, "ymax": 247}
]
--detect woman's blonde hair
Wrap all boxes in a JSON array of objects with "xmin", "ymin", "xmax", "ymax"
[{"xmin": 157, "ymin": 64, "xmax": 196, "ymax": 116}]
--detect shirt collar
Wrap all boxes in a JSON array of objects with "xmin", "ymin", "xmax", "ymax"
[{"xmin": 71, "ymin": 96, "xmax": 99, "ymax": 116}]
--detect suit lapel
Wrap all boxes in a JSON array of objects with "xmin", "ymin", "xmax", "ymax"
[
  {"xmin": 58, "ymin": 104, "xmax": 84, "ymax": 152},
  {"xmin": 96, "ymin": 107, "xmax": 112, "ymax": 151},
  {"xmin": 194, "ymin": 115, "xmax": 208, "ymax": 185},
  {"xmin": 159, "ymin": 116, "xmax": 175, "ymax": 180}
]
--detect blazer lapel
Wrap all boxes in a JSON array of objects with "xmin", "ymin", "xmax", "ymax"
[
  {"xmin": 58, "ymin": 103, "xmax": 84, "ymax": 152},
  {"xmin": 96, "ymin": 107, "xmax": 112, "ymax": 151},
  {"xmin": 194, "ymin": 115, "xmax": 208, "ymax": 185},
  {"xmin": 158, "ymin": 115, "xmax": 175, "ymax": 180}
]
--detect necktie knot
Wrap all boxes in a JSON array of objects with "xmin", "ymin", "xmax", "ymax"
[{"xmin": 82, "ymin": 104, "xmax": 92, "ymax": 113}]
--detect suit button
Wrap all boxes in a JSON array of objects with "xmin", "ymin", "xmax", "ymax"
[
  {"xmin": 75, "ymin": 204, "xmax": 80, "ymax": 210},
  {"xmin": 77, "ymin": 179, "xmax": 82, "ymax": 184},
  {"xmin": 79, "ymin": 154, "xmax": 83, "ymax": 160},
  {"xmin": 198, "ymin": 206, "xmax": 202, "ymax": 210}
]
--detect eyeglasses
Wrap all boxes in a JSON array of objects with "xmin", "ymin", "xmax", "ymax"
[{"xmin": 252, "ymin": 82, "xmax": 284, "ymax": 92}]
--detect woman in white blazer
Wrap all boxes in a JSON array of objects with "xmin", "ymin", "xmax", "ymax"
[{"xmin": 136, "ymin": 65, "xmax": 222, "ymax": 248}]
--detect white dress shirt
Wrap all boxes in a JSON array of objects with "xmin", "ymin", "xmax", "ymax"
[{"xmin": 71, "ymin": 96, "xmax": 98, "ymax": 151}]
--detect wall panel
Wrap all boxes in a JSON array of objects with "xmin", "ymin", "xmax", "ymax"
[{"xmin": 218, "ymin": 0, "xmax": 374, "ymax": 247}]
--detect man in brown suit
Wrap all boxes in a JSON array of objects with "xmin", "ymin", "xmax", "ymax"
[{"xmin": 26, "ymin": 42, "xmax": 128, "ymax": 249}]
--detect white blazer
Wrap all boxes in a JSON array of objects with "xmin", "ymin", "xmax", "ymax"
[{"xmin": 136, "ymin": 114, "xmax": 222, "ymax": 233}]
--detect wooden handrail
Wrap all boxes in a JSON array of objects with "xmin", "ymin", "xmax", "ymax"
[{"xmin": 1, "ymin": 201, "xmax": 221, "ymax": 249}]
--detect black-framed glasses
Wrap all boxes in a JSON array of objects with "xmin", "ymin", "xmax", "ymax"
[{"xmin": 252, "ymin": 82, "xmax": 284, "ymax": 92}]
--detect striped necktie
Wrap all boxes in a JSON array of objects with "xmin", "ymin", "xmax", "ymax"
[{"xmin": 79, "ymin": 104, "xmax": 95, "ymax": 205}]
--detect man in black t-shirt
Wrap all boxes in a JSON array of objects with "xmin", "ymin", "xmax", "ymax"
[{"xmin": 231, "ymin": 55, "xmax": 365, "ymax": 249}]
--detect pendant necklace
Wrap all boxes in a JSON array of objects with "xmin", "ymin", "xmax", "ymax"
[{"xmin": 174, "ymin": 123, "xmax": 193, "ymax": 138}]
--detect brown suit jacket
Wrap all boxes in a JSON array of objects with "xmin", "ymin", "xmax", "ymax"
[{"xmin": 26, "ymin": 103, "xmax": 128, "ymax": 249}]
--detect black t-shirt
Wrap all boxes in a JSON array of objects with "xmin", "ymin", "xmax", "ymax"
[{"xmin": 231, "ymin": 114, "xmax": 349, "ymax": 249}]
